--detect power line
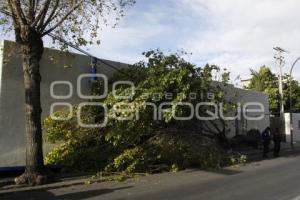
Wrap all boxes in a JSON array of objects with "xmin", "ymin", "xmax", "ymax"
[
  {"xmin": 47, "ymin": 33, "xmax": 131, "ymax": 77},
  {"xmin": 0, "ymin": 9, "xmax": 131, "ymax": 78}
]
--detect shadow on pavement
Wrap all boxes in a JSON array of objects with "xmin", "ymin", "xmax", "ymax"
[
  {"xmin": 244, "ymin": 145, "xmax": 300, "ymax": 163},
  {"xmin": 185, "ymin": 168, "xmax": 243, "ymax": 176},
  {"xmin": 207, "ymin": 168, "xmax": 242, "ymax": 175},
  {"xmin": 0, "ymin": 186, "xmax": 133, "ymax": 200},
  {"xmin": 184, "ymin": 145, "xmax": 300, "ymax": 177}
]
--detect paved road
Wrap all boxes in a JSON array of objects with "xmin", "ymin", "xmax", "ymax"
[{"xmin": 2, "ymin": 154, "xmax": 300, "ymax": 200}]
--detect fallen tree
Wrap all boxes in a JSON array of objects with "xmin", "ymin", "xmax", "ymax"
[{"xmin": 44, "ymin": 50, "xmax": 238, "ymax": 173}]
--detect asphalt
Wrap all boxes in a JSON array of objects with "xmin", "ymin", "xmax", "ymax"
[{"xmin": 1, "ymin": 151, "xmax": 300, "ymax": 200}]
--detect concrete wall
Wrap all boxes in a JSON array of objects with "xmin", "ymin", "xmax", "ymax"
[
  {"xmin": 224, "ymin": 85, "xmax": 270, "ymax": 137},
  {"xmin": 0, "ymin": 40, "xmax": 128, "ymax": 167},
  {"xmin": 285, "ymin": 113, "xmax": 300, "ymax": 143}
]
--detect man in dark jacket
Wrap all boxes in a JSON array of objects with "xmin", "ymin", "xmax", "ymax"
[
  {"xmin": 273, "ymin": 128, "xmax": 282, "ymax": 157},
  {"xmin": 262, "ymin": 127, "xmax": 271, "ymax": 158}
]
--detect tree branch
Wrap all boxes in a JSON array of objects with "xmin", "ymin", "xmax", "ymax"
[
  {"xmin": 202, "ymin": 121, "xmax": 218, "ymax": 135},
  {"xmin": 28, "ymin": 0, "xmax": 35, "ymax": 22},
  {"xmin": 9, "ymin": 0, "xmax": 28, "ymax": 25},
  {"xmin": 207, "ymin": 120, "xmax": 222, "ymax": 134},
  {"xmin": 38, "ymin": 0, "xmax": 60, "ymax": 31},
  {"xmin": 5, "ymin": 1, "xmax": 20, "ymax": 29},
  {"xmin": 30, "ymin": 0, "xmax": 51, "ymax": 27},
  {"xmin": 42, "ymin": 0, "xmax": 84, "ymax": 36}
]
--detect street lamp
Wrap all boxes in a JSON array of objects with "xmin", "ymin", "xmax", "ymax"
[{"xmin": 289, "ymin": 57, "xmax": 300, "ymax": 148}]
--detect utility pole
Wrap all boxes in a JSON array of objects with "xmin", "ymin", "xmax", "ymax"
[{"xmin": 273, "ymin": 47, "xmax": 288, "ymax": 141}]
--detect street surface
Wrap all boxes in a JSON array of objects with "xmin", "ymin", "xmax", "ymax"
[{"xmin": 2, "ymin": 154, "xmax": 300, "ymax": 200}]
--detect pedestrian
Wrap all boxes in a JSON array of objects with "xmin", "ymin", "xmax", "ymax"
[
  {"xmin": 273, "ymin": 128, "xmax": 282, "ymax": 157},
  {"xmin": 262, "ymin": 127, "xmax": 271, "ymax": 158}
]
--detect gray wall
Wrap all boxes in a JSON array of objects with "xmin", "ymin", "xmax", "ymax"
[
  {"xmin": 232, "ymin": 87, "xmax": 270, "ymax": 137},
  {"xmin": 285, "ymin": 113, "xmax": 300, "ymax": 143},
  {"xmin": 0, "ymin": 40, "xmax": 270, "ymax": 167},
  {"xmin": 0, "ymin": 40, "xmax": 128, "ymax": 167},
  {"xmin": 210, "ymin": 83, "xmax": 270, "ymax": 138}
]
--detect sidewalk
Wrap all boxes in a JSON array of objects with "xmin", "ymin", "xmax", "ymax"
[
  {"xmin": 1, "ymin": 142, "xmax": 300, "ymax": 195},
  {"xmin": 0, "ymin": 172, "xmax": 98, "ymax": 194},
  {"xmin": 238, "ymin": 142, "xmax": 300, "ymax": 161},
  {"xmin": 2, "ymin": 154, "xmax": 300, "ymax": 200},
  {"xmin": 0, "ymin": 174, "xmax": 102, "ymax": 195}
]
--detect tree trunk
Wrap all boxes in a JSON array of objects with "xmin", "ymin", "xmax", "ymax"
[{"xmin": 15, "ymin": 28, "xmax": 48, "ymax": 186}]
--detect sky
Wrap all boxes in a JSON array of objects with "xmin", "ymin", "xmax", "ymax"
[{"xmin": 2, "ymin": 0, "xmax": 300, "ymax": 85}]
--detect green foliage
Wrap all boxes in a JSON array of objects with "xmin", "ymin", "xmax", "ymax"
[
  {"xmin": 109, "ymin": 64, "xmax": 148, "ymax": 85},
  {"xmin": 247, "ymin": 66, "xmax": 280, "ymax": 112},
  {"xmin": 284, "ymin": 78, "xmax": 300, "ymax": 112},
  {"xmin": 0, "ymin": 18, "xmax": 7, "ymax": 25},
  {"xmin": 225, "ymin": 153, "xmax": 248, "ymax": 166},
  {"xmin": 103, "ymin": 50, "xmax": 231, "ymax": 147},
  {"xmin": 248, "ymin": 66, "xmax": 277, "ymax": 91},
  {"xmin": 107, "ymin": 133, "xmax": 224, "ymax": 173},
  {"xmin": 247, "ymin": 66, "xmax": 300, "ymax": 113},
  {"xmin": 44, "ymin": 50, "xmax": 232, "ymax": 173},
  {"xmin": 44, "ymin": 107, "xmax": 114, "ymax": 171}
]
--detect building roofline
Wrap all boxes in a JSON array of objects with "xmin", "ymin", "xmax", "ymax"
[{"xmin": 0, "ymin": 39, "xmax": 131, "ymax": 67}]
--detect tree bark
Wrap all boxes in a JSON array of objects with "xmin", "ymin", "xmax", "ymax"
[{"xmin": 14, "ymin": 27, "xmax": 48, "ymax": 186}]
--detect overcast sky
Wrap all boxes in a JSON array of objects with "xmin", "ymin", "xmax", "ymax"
[{"xmin": 2, "ymin": 0, "xmax": 300, "ymax": 85}]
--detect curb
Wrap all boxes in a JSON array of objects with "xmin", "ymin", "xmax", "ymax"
[
  {"xmin": 0, "ymin": 176, "xmax": 102, "ymax": 195},
  {"xmin": 0, "ymin": 179, "xmax": 14, "ymax": 188}
]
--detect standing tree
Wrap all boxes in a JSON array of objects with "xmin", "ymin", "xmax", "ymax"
[
  {"xmin": 246, "ymin": 66, "xmax": 279, "ymax": 113},
  {"xmin": 246, "ymin": 66, "xmax": 300, "ymax": 114},
  {"xmin": 0, "ymin": 0, "xmax": 135, "ymax": 185}
]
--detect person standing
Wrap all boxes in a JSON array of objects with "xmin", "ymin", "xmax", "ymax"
[
  {"xmin": 262, "ymin": 127, "xmax": 271, "ymax": 158},
  {"xmin": 273, "ymin": 128, "xmax": 282, "ymax": 157}
]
